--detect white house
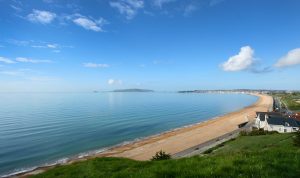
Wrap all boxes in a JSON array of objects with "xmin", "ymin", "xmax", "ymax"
[{"xmin": 254, "ymin": 112, "xmax": 299, "ymax": 133}]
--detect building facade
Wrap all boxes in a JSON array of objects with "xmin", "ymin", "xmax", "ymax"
[{"xmin": 254, "ymin": 112, "xmax": 299, "ymax": 133}]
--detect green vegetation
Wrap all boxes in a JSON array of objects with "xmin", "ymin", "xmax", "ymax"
[
  {"xmin": 31, "ymin": 133, "xmax": 300, "ymax": 178},
  {"xmin": 151, "ymin": 150, "xmax": 171, "ymax": 161},
  {"xmin": 203, "ymin": 138, "xmax": 236, "ymax": 154},
  {"xmin": 240, "ymin": 129, "xmax": 278, "ymax": 136},
  {"xmin": 273, "ymin": 92, "xmax": 300, "ymax": 111},
  {"xmin": 294, "ymin": 130, "xmax": 300, "ymax": 147}
]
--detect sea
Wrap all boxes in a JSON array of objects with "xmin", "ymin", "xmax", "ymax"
[{"xmin": 0, "ymin": 92, "xmax": 258, "ymax": 176}]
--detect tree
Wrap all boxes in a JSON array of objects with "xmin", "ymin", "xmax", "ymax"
[{"xmin": 151, "ymin": 150, "xmax": 171, "ymax": 161}]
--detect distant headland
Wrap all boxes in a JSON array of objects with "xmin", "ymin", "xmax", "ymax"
[{"xmin": 113, "ymin": 89, "xmax": 154, "ymax": 92}]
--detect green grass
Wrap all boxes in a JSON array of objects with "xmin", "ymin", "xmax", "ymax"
[
  {"xmin": 273, "ymin": 92, "xmax": 300, "ymax": 111},
  {"xmin": 32, "ymin": 133, "xmax": 300, "ymax": 178}
]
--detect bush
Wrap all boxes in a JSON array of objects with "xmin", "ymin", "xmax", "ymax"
[
  {"xmin": 293, "ymin": 130, "xmax": 300, "ymax": 147},
  {"xmin": 240, "ymin": 130, "xmax": 248, "ymax": 136},
  {"xmin": 240, "ymin": 129, "xmax": 278, "ymax": 136},
  {"xmin": 151, "ymin": 150, "xmax": 171, "ymax": 161}
]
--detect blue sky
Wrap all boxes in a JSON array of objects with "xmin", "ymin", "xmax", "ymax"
[{"xmin": 0, "ymin": 0, "xmax": 300, "ymax": 92}]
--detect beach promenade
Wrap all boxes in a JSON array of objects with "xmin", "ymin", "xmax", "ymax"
[{"xmin": 98, "ymin": 94, "xmax": 273, "ymax": 160}]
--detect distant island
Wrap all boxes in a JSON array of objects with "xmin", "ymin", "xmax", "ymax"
[{"xmin": 113, "ymin": 89, "xmax": 154, "ymax": 92}]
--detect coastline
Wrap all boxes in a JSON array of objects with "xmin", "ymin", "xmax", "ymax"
[
  {"xmin": 16, "ymin": 93, "xmax": 273, "ymax": 177},
  {"xmin": 93, "ymin": 93, "xmax": 272, "ymax": 160}
]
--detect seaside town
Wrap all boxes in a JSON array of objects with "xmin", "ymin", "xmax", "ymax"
[{"xmin": 180, "ymin": 90, "xmax": 300, "ymax": 132}]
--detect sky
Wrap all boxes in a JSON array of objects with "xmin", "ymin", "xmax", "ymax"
[{"xmin": 0, "ymin": 0, "xmax": 300, "ymax": 92}]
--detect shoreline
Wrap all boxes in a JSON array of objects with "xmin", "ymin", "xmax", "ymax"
[{"xmin": 14, "ymin": 93, "xmax": 273, "ymax": 177}]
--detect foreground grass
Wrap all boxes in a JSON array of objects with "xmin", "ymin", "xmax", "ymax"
[{"xmin": 32, "ymin": 134, "xmax": 300, "ymax": 178}]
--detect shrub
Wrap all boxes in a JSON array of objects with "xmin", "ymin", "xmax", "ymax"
[
  {"xmin": 240, "ymin": 129, "xmax": 278, "ymax": 136},
  {"xmin": 293, "ymin": 130, "xmax": 300, "ymax": 147},
  {"xmin": 151, "ymin": 150, "xmax": 171, "ymax": 161},
  {"xmin": 240, "ymin": 130, "xmax": 248, "ymax": 136}
]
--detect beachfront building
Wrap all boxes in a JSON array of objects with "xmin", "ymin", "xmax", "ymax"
[{"xmin": 254, "ymin": 112, "xmax": 299, "ymax": 133}]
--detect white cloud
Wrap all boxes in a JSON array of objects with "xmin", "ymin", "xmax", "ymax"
[
  {"xmin": 16, "ymin": 57, "xmax": 52, "ymax": 63},
  {"xmin": 275, "ymin": 48, "xmax": 300, "ymax": 68},
  {"xmin": 153, "ymin": 0, "xmax": 176, "ymax": 8},
  {"xmin": 108, "ymin": 79, "xmax": 122, "ymax": 85},
  {"xmin": 31, "ymin": 43, "xmax": 58, "ymax": 49},
  {"xmin": 0, "ymin": 57, "xmax": 15, "ymax": 64},
  {"xmin": 47, "ymin": 44, "xmax": 58, "ymax": 48},
  {"xmin": 83, "ymin": 63, "xmax": 110, "ymax": 68},
  {"xmin": 221, "ymin": 46, "xmax": 255, "ymax": 72},
  {"xmin": 73, "ymin": 16, "xmax": 106, "ymax": 32},
  {"xmin": 110, "ymin": 0, "xmax": 144, "ymax": 20},
  {"xmin": 27, "ymin": 9, "xmax": 56, "ymax": 24}
]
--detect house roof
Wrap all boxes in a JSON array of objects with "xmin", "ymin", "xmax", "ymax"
[
  {"xmin": 256, "ymin": 112, "xmax": 282, "ymax": 121},
  {"xmin": 256, "ymin": 112, "xmax": 282, "ymax": 116},
  {"xmin": 267, "ymin": 115, "xmax": 299, "ymax": 127}
]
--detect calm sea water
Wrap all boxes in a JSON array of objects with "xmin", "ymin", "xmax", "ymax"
[{"xmin": 0, "ymin": 92, "xmax": 257, "ymax": 176}]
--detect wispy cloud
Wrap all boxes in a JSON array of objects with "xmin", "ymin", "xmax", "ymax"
[
  {"xmin": 0, "ymin": 68, "xmax": 59, "ymax": 82},
  {"xmin": 153, "ymin": 0, "xmax": 176, "ymax": 8},
  {"xmin": 108, "ymin": 79, "xmax": 122, "ymax": 85},
  {"xmin": 7, "ymin": 39, "xmax": 72, "ymax": 52},
  {"xmin": 16, "ymin": 57, "xmax": 52, "ymax": 63},
  {"xmin": 43, "ymin": 0, "xmax": 54, "ymax": 3},
  {"xmin": 83, "ymin": 63, "xmax": 110, "ymax": 68},
  {"xmin": 0, "ymin": 70, "xmax": 24, "ymax": 76},
  {"xmin": 31, "ymin": 43, "xmax": 58, "ymax": 48},
  {"xmin": 274, "ymin": 48, "xmax": 300, "ymax": 68},
  {"xmin": 184, "ymin": 3, "xmax": 198, "ymax": 16},
  {"xmin": 73, "ymin": 16, "xmax": 106, "ymax": 32},
  {"xmin": 25, "ymin": 9, "xmax": 107, "ymax": 32},
  {"xmin": 10, "ymin": 4, "xmax": 22, "ymax": 12},
  {"xmin": 0, "ymin": 57, "xmax": 16, "ymax": 64},
  {"xmin": 209, "ymin": 0, "xmax": 226, "ymax": 6},
  {"xmin": 221, "ymin": 46, "xmax": 255, "ymax": 72},
  {"xmin": 7, "ymin": 39, "xmax": 31, "ymax": 46},
  {"xmin": 0, "ymin": 68, "xmax": 29, "ymax": 76},
  {"xmin": 27, "ymin": 9, "xmax": 57, "ymax": 24},
  {"xmin": 110, "ymin": 0, "xmax": 144, "ymax": 20}
]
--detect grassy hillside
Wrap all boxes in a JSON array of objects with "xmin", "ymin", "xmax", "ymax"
[
  {"xmin": 32, "ymin": 133, "xmax": 300, "ymax": 178},
  {"xmin": 273, "ymin": 93, "xmax": 300, "ymax": 111}
]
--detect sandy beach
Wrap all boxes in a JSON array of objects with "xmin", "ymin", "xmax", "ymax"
[
  {"xmin": 19, "ymin": 93, "xmax": 273, "ymax": 177},
  {"xmin": 95, "ymin": 93, "xmax": 273, "ymax": 160}
]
